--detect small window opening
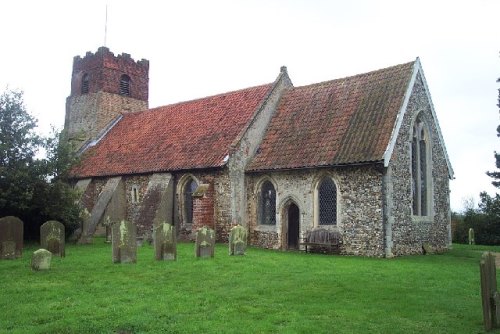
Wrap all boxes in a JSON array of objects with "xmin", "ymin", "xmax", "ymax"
[
  {"xmin": 412, "ymin": 118, "xmax": 429, "ymax": 216},
  {"xmin": 119, "ymin": 74, "xmax": 131, "ymax": 96},
  {"xmin": 131, "ymin": 186, "xmax": 139, "ymax": 204},
  {"xmin": 81, "ymin": 73, "xmax": 89, "ymax": 94}
]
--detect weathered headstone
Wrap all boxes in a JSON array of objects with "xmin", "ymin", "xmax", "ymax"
[
  {"xmin": 154, "ymin": 222, "xmax": 177, "ymax": 261},
  {"xmin": 480, "ymin": 252, "xmax": 500, "ymax": 331},
  {"xmin": 195, "ymin": 226, "xmax": 215, "ymax": 258},
  {"xmin": 111, "ymin": 220, "xmax": 137, "ymax": 263},
  {"xmin": 469, "ymin": 228, "xmax": 475, "ymax": 245},
  {"xmin": 40, "ymin": 220, "xmax": 65, "ymax": 257},
  {"xmin": 229, "ymin": 224, "xmax": 247, "ymax": 255},
  {"xmin": 0, "ymin": 216, "xmax": 23, "ymax": 259},
  {"xmin": 31, "ymin": 249, "xmax": 52, "ymax": 271}
]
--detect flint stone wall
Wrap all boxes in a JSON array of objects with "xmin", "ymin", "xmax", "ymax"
[
  {"xmin": 246, "ymin": 166, "xmax": 385, "ymax": 256},
  {"xmin": 386, "ymin": 72, "xmax": 451, "ymax": 256}
]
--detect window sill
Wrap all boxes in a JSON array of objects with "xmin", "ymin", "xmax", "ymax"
[{"xmin": 254, "ymin": 224, "xmax": 277, "ymax": 232}]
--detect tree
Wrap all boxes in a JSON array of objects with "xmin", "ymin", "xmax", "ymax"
[
  {"xmin": 486, "ymin": 78, "xmax": 500, "ymax": 186},
  {"xmin": 0, "ymin": 89, "xmax": 41, "ymax": 212},
  {"xmin": 0, "ymin": 89, "xmax": 81, "ymax": 239}
]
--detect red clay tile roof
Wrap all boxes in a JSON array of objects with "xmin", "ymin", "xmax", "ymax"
[
  {"xmin": 247, "ymin": 61, "xmax": 415, "ymax": 171},
  {"xmin": 71, "ymin": 84, "xmax": 273, "ymax": 178}
]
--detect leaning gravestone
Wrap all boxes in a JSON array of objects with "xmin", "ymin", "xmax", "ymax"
[
  {"xmin": 229, "ymin": 224, "xmax": 247, "ymax": 255},
  {"xmin": 154, "ymin": 222, "xmax": 177, "ymax": 261},
  {"xmin": 31, "ymin": 249, "xmax": 52, "ymax": 271},
  {"xmin": 480, "ymin": 252, "xmax": 500, "ymax": 331},
  {"xmin": 40, "ymin": 220, "xmax": 65, "ymax": 257},
  {"xmin": 111, "ymin": 220, "xmax": 137, "ymax": 263},
  {"xmin": 0, "ymin": 216, "xmax": 23, "ymax": 259},
  {"xmin": 195, "ymin": 226, "xmax": 215, "ymax": 258}
]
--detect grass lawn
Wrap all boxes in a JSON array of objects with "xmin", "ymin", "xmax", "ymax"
[{"xmin": 1, "ymin": 241, "xmax": 500, "ymax": 334}]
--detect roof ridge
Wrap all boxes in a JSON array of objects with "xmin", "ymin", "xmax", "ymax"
[
  {"xmin": 294, "ymin": 60, "xmax": 416, "ymax": 90},
  {"xmin": 138, "ymin": 83, "xmax": 274, "ymax": 116}
]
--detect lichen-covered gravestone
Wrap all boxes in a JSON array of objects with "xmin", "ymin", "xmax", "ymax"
[
  {"xmin": 229, "ymin": 224, "xmax": 247, "ymax": 255},
  {"xmin": 40, "ymin": 220, "xmax": 65, "ymax": 257},
  {"xmin": 195, "ymin": 226, "xmax": 215, "ymax": 258},
  {"xmin": 0, "ymin": 216, "xmax": 23, "ymax": 259},
  {"xmin": 154, "ymin": 222, "xmax": 177, "ymax": 261},
  {"xmin": 111, "ymin": 220, "xmax": 137, "ymax": 263},
  {"xmin": 31, "ymin": 249, "xmax": 52, "ymax": 271}
]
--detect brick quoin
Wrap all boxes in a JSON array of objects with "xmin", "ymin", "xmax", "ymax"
[{"xmin": 192, "ymin": 183, "xmax": 215, "ymax": 233}]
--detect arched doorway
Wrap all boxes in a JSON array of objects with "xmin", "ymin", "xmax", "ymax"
[{"xmin": 287, "ymin": 203, "xmax": 300, "ymax": 249}]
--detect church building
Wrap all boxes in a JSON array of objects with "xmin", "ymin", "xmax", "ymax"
[{"xmin": 67, "ymin": 47, "xmax": 453, "ymax": 257}]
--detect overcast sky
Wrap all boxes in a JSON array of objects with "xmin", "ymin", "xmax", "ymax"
[{"xmin": 0, "ymin": 0, "xmax": 499, "ymax": 212}]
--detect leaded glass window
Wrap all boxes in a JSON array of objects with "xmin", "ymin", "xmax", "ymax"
[
  {"xmin": 184, "ymin": 179, "xmax": 197, "ymax": 225},
  {"xmin": 319, "ymin": 178, "xmax": 337, "ymax": 225},
  {"xmin": 259, "ymin": 181, "xmax": 276, "ymax": 225},
  {"xmin": 412, "ymin": 118, "xmax": 429, "ymax": 216}
]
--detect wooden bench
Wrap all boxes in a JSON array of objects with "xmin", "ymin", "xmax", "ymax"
[
  {"xmin": 300, "ymin": 241, "xmax": 340, "ymax": 254},
  {"xmin": 300, "ymin": 228, "xmax": 341, "ymax": 254}
]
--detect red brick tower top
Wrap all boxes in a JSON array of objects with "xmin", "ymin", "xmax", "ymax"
[{"xmin": 70, "ymin": 46, "xmax": 149, "ymax": 101}]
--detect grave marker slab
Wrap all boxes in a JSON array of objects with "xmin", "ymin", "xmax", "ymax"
[
  {"xmin": 0, "ymin": 216, "xmax": 23, "ymax": 259},
  {"xmin": 481, "ymin": 252, "xmax": 500, "ymax": 331},
  {"xmin": 40, "ymin": 220, "xmax": 65, "ymax": 257},
  {"xmin": 154, "ymin": 222, "xmax": 177, "ymax": 261},
  {"xmin": 195, "ymin": 226, "xmax": 215, "ymax": 258},
  {"xmin": 229, "ymin": 224, "xmax": 247, "ymax": 255},
  {"xmin": 111, "ymin": 220, "xmax": 137, "ymax": 263},
  {"xmin": 31, "ymin": 249, "xmax": 52, "ymax": 271}
]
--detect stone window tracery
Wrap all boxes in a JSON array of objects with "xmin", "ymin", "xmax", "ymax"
[
  {"xmin": 259, "ymin": 181, "xmax": 276, "ymax": 225},
  {"xmin": 183, "ymin": 178, "xmax": 198, "ymax": 225},
  {"xmin": 412, "ymin": 116, "xmax": 430, "ymax": 216}
]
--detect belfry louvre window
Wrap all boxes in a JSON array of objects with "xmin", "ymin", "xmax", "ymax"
[
  {"xmin": 119, "ymin": 74, "xmax": 131, "ymax": 96},
  {"xmin": 319, "ymin": 178, "xmax": 337, "ymax": 225},
  {"xmin": 412, "ymin": 118, "xmax": 429, "ymax": 216},
  {"xmin": 184, "ymin": 179, "xmax": 198, "ymax": 225},
  {"xmin": 259, "ymin": 181, "xmax": 276, "ymax": 225},
  {"xmin": 81, "ymin": 73, "xmax": 89, "ymax": 94}
]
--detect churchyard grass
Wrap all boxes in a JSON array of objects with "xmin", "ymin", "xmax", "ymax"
[{"xmin": 0, "ymin": 241, "xmax": 498, "ymax": 334}]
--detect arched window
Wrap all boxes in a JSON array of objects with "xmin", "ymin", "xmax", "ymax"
[
  {"xmin": 412, "ymin": 117, "xmax": 430, "ymax": 216},
  {"xmin": 81, "ymin": 73, "xmax": 89, "ymax": 94},
  {"xmin": 183, "ymin": 178, "xmax": 198, "ymax": 225},
  {"xmin": 119, "ymin": 74, "xmax": 131, "ymax": 96},
  {"xmin": 319, "ymin": 177, "xmax": 337, "ymax": 225},
  {"xmin": 259, "ymin": 181, "xmax": 276, "ymax": 225}
]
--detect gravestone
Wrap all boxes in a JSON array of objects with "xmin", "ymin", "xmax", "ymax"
[
  {"xmin": 195, "ymin": 226, "xmax": 215, "ymax": 258},
  {"xmin": 111, "ymin": 220, "xmax": 137, "ymax": 263},
  {"xmin": 154, "ymin": 222, "xmax": 177, "ymax": 261},
  {"xmin": 469, "ymin": 228, "xmax": 475, "ymax": 245},
  {"xmin": 40, "ymin": 220, "xmax": 65, "ymax": 257},
  {"xmin": 31, "ymin": 249, "xmax": 52, "ymax": 271},
  {"xmin": 0, "ymin": 216, "xmax": 23, "ymax": 259},
  {"xmin": 480, "ymin": 252, "xmax": 500, "ymax": 331},
  {"xmin": 229, "ymin": 224, "xmax": 247, "ymax": 255}
]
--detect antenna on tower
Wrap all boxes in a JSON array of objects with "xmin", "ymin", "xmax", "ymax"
[{"xmin": 104, "ymin": 4, "xmax": 108, "ymax": 47}]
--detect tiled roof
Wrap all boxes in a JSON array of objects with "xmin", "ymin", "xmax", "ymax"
[
  {"xmin": 71, "ymin": 84, "xmax": 273, "ymax": 178},
  {"xmin": 247, "ymin": 61, "xmax": 415, "ymax": 171}
]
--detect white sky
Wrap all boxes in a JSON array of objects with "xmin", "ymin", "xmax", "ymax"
[{"xmin": 0, "ymin": 0, "xmax": 499, "ymax": 212}]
